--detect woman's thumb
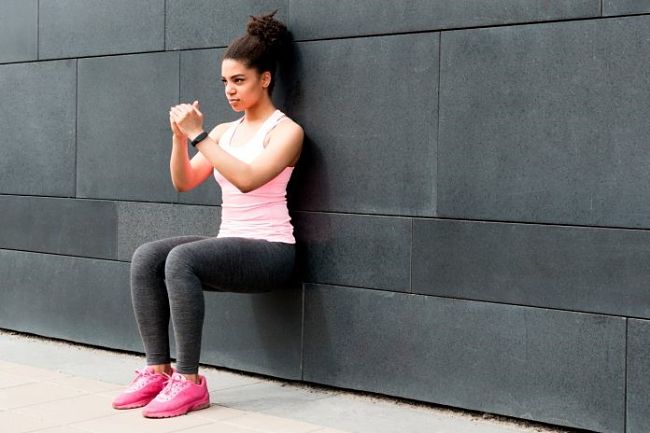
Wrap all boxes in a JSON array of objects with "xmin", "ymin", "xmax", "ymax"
[{"xmin": 192, "ymin": 100, "xmax": 202, "ymax": 115}]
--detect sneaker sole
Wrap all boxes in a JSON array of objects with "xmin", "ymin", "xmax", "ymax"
[
  {"xmin": 143, "ymin": 397, "xmax": 211, "ymax": 418},
  {"xmin": 112, "ymin": 398, "xmax": 152, "ymax": 410}
]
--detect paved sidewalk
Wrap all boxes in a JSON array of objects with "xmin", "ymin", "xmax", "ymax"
[{"xmin": 0, "ymin": 330, "xmax": 578, "ymax": 433}]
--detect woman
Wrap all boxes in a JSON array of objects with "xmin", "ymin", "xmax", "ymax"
[{"xmin": 111, "ymin": 11, "xmax": 303, "ymax": 418}]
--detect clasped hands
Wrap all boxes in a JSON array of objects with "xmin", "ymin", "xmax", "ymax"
[{"xmin": 169, "ymin": 100, "xmax": 204, "ymax": 141}]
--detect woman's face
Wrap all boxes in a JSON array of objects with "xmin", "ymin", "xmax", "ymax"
[{"xmin": 221, "ymin": 58, "xmax": 270, "ymax": 112}]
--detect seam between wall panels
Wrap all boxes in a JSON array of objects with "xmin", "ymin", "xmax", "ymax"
[
  {"xmin": 8, "ymin": 193, "xmax": 650, "ymax": 233},
  {"xmin": 36, "ymin": 0, "xmax": 40, "ymax": 59},
  {"xmin": 0, "ymin": 247, "xmax": 124, "ymax": 263},
  {"xmin": 74, "ymin": 59, "xmax": 78, "ymax": 199},
  {"xmin": 9, "ymin": 191, "xmax": 650, "ymax": 233},
  {"xmin": 435, "ymin": 31, "xmax": 441, "ymax": 218},
  {"xmin": 623, "ymin": 317, "xmax": 630, "ymax": 431},
  {"xmin": 291, "ymin": 15, "xmax": 619, "ymax": 44},
  {"xmin": 163, "ymin": 0, "xmax": 167, "ymax": 51},
  {"xmin": 311, "ymin": 281, "xmax": 650, "ymax": 321},
  {"xmin": 409, "ymin": 219, "xmax": 413, "ymax": 293}
]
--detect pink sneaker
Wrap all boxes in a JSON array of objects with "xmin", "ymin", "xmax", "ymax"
[
  {"xmin": 142, "ymin": 372, "xmax": 210, "ymax": 418},
  {"xmin": 112, "ymin": 367, "xmax": 171, "ymax": 409}
]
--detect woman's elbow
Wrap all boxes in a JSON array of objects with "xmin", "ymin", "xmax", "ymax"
[
  {"xmin": 234, "ymin": 178, "xmax": 256, "ymax": 193},
  {"xmin": 171, "ymin": 179, "xmax": 190, "ymax": 192},
  {"xmin": 236, "ymin": 183, "xmax": 254, "ymax": 194}
]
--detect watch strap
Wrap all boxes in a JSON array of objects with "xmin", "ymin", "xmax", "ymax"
[{"xmin": 190, "ymin": 131, "xmax": 208, "ymax": 147}]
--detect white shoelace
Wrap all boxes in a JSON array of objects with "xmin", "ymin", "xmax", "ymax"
[
  {"xmin": 154, "ymin": 373, "xmax": 190, "ymax": 402},
  {"xmin": 126, "ymin": 368, "xmax": 158, "ymax": 392}
]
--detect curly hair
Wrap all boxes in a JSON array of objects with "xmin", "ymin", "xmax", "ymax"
[{"xmin": 223, "ymin": 10, "xmax": 290, "ymax": 94}]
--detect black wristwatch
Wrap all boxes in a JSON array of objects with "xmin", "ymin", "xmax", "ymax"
[{"xmin": 190, "ymin": 131, "xmax": 208, "ymax": 147}]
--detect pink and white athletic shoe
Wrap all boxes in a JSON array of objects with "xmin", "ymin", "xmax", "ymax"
[
  {"xmin": 112, "ymin": 367, "xmax": 171, "ymax": 410},
  {"xmin": 142, "ymin": 372, "xmax": 210, "ymax": 418}
]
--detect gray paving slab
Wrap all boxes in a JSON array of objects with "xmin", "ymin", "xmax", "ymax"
[{"xmin": 0, "ymin": 330, "xmax": 576, "ymax": 433}]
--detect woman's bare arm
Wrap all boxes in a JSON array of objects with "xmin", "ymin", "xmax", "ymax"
[
  {"xmin": 194, "ymin": 119, "xmax": 303, "ymax": 193},
  {"xmin": 169, "ymin": 121, "xmax": 230, "ymax": 192}
]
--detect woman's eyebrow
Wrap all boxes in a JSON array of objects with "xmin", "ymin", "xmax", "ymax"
[{"xmin": 221, "ymin": 74, "xmax": 246, "ymax": 80}]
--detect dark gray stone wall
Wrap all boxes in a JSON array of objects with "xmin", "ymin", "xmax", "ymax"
[
  {"xmin": 303, "ymin": 284, "xmax": 626, "ymax": 433},
  {"xmin": 1, "ymin": 2, "xmax": 649, "ymax": 432}
]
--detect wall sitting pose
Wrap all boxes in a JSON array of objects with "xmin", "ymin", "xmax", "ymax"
[{"xmin": 110, "ymin": 11, "xmax": 303, "ymax": 419}]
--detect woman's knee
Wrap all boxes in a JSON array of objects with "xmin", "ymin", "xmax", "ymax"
[
  {"xmin": 132, "ymin": 241, "xmax": 159, "ymax": 267},
  {"xmin": 130, "ymin": 240, "xmax": 170, "ymax": 282},
  {"xmin": 164, "ymin": 244, "xmax": 195, "ymax": 280}
]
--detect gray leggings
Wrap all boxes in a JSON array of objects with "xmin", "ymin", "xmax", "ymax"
[{"xmin": 130, "ymin": 235, "xmax": 295, "ymax": 374}]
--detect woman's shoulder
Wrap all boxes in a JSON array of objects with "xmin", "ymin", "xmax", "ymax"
[
  {"xmin": 208, "ymin": 119, "xmax": 240, "ymax": 141},
  {"xmin": 275, "ymin": 113, "xmax": 304, "ymax": 137}
]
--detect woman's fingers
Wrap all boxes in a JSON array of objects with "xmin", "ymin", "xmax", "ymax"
[{"xmin": 169, "ymin": 103, "xmax": 201, "ymax": 132}]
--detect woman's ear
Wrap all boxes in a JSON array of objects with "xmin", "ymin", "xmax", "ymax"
[{"xmin": 262, "ymin": 71, "xmax": 272, "ymax": 88}]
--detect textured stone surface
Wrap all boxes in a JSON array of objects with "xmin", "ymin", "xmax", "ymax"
[
  {"xmin": 117, "ymin": 201, "xmax": 220, "ymax": 261},
  {"xmin": 293, "ymin": 212, "xmax": 411, "ymax": 292},
  {"xmin": 0, "ymin": 0, "xmax": 37, "ymax": 63},
  {"xmin": 438, "ymin": 16, "xmax": 650, "ymax": 228},
  {"xmin": 287, "ymin": 34, "xmax": 438, "ymax": 216},
  {"xmin": 166, "ymin": 0, "xmax": 288, "ymax": 50},
  {"xmin": 627, "ymin": 319, "xmax": 650, "ymax": 433},
  {"xmin": 39, "ymin": 0, "xmax": 164, "ymax": 59},
  {"xmin": 0, "ymin": 196, "xmax": 117, "ymax": 259},
  {"xmin": 0, "ymin": 60, "xmax": 76, "ymax": 196},
  {"xmin": 0, "ymin": 250, "xmax": 140, "ymax": 352},
  {"xmin": 303, "ymin": 284, "xmax": 625, "ymax": 433},
  {"xmin": 289, "ymin": 0, "xmax": 600, "ymax": 40},
  {"xmin": 77, "ymin": 52, "xmax": 179, "ymax": 202},
  {"xmin": 603, "ymin": 0, "xmax": 650, "ymax": 15},
  {"xmin": 412, "ymin": 219, "xmax": 650, "ymax": 318},
  {"xmin": 198, "ymin": 285, "xmax": 302, "ymax": 379}
]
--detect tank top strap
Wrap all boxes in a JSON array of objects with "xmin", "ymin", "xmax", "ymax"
[
  {"xmin": 219, "ymin": 116, "xmax": 245, "ymax": 148},
  {"xmin": 219, "ymin": 110, "xmax": 287, "ymax": 149},
  {"xmin": 254, "ymin": 110, "xmax": 288, "ymax": 145}
]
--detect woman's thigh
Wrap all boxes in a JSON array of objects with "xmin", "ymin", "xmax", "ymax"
[
  {"xmin": 131, "ymin": 236, "xmax": 208, "ymax": 277},
  {"xmin": 167, "ymin": 237, "xmax": 295, "ymax": 293}
]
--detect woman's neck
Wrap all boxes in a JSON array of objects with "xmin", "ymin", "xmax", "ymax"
[{"xmin": 243, "ymin": 98, "xmax": 276, "ymax": 124}]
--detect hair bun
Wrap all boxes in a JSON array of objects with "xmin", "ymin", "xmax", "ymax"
[{"xmin": 246, "ymin": 10, "xmax": 288, "ymax": 50}]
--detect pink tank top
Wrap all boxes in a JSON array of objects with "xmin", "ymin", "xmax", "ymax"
[{"xmin": 213, "ymin": 109, "xmax": 295, "ymax": 244}]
